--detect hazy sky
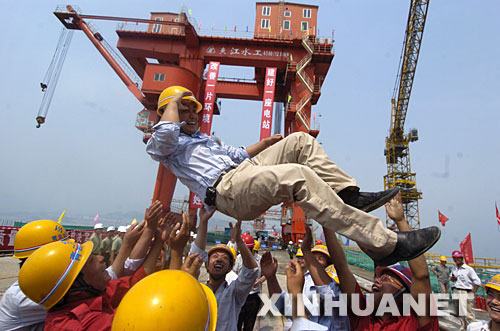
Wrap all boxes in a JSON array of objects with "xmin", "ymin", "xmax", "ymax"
[{"xmin": 0, "ymin": 1, "xmax": 499, "ymax": 258}]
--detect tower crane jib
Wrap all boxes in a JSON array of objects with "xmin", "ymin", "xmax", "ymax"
[{"xmin": 384, "ymin": 0, "xmax": 429, "ymax": 229}]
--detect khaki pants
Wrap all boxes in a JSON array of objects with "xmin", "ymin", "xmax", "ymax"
[
  {"xmin": 216, "ymin": 132, "xmax": 397, "ymax": 259},
  {"xmin": 452, "ymin": 289, "xmax": 475, "ymax": 331},
  {"xmin": 439, "ymin": 281, "xmax": 450, "ymax": 294}
]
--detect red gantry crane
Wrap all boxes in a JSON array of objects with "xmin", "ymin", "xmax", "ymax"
[{"xmin": 51, "ymin": 1, "xmax": 335, "ymax": 243}]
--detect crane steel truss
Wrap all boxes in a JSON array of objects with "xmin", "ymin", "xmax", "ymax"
[{"xmin": 384, "ymin": 0, "xmax": 429, "ymax": 229}]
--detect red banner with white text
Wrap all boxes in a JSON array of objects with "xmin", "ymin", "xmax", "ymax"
[
  {"xmin": 200, "ymin": 61, "xmax": 220, "ymax": 134},
  {"xmin": 190, "ymin": 61, "xmax": 221, "ymax": 209},
  {"xmin": 259, "ymin": 67, "xmax": 277, "ymax": 141}
]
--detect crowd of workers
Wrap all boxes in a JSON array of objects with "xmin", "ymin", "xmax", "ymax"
[
  {"xmin": 0, "ymin": 196, "xmax": 497, "ymax": 331},
  {"xmin": 0, "ymin": 86, "xmax": 497, "ymax": 330}
]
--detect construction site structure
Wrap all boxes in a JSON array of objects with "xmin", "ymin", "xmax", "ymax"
[
  {"xmin": 54, "ymin": 1, "xmax": 335, "ymax": 243},
  {"xmin": 384, "ymin": 0, "xmax": 429, "ymax": 229}
]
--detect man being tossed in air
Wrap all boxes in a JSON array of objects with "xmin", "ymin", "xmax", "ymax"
[{"xmin": 146, "ymin": 86, "xmax": 440, "ymax": 266}]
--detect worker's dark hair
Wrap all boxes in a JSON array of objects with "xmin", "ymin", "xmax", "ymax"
[{"xmin": 18, "ymin": 258, "xmax": 27, "ymax": 269}]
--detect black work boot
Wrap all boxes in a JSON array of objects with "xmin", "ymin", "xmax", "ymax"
[
  {"xmin": 339, "ymin": 186, "xmax": 400, "ymax": 212},
  {"xmin": 374, "ymin": 226, "xmax": 441, "ymax": 266}
]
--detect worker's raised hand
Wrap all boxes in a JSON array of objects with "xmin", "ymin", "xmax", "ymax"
[
  {"xmin": 385, "ymin": 192, "xmax": 404, "ymax": 222},
  {"xmin": 181, "ymin": 253, "xmax": 203, "ymax": 280},
  {"xmin": 123, "ymin": 220, "xmax": 146, "ymax": 247},
  {"xmin": 229, "ymin": 220, "xmax": 242, "ymax": 244},
  {"xmin": 260, "ymin": 251, "xmax": 278, "ymax": 278},
  {"xmin": 199, "ymin": 206, "xmax": 216, "ymax": 224},
  {"xmin": 145, "ymin": 200, "xmax": 163, "ymax": 229},
  {"xmin": 169, "ymin": 212, "xmax": 192, "ymax": 251},
  {"xmin": 265, "ymin": 134, "xmax": 284, "ymax": 147},
  {"xmin": 302, "ymin": 225, "xmax": 313, "ymax": 252},
  {"xmin": 286, "ymin": 259, "xmax": 304, "ymax": 295},
  {"xmin": 159, "ymin": 212, "xmax": 178, "ymax": 242},
  {"xmin": 166, "ymin": 91, "xmax": 193, "ymax": 113}
]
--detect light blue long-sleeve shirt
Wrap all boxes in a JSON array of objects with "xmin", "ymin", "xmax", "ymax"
[
  {"xmin": 189, "ymin": 242, "xmax": 259, "ymax": 331},
  {"xmin": 146, "ymin": 121, "xmax": 249, "ymax": 201},
  {"xmin": 275, "ymin": 273, "xmax": 351, "ymax": 331}
]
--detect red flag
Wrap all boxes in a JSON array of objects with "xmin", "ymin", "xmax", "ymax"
[
  {"xmin": 460, "ymin": 233, "xmax": 474, "ymax": 264},
  {"xmin": 496, "ymin": 202, "xmax": 500, "ymax": 226},
  {"xmin": 438, "ymin": 210, "xmax": 449, "ymax": 226}
]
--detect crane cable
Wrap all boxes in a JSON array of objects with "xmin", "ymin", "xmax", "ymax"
[{"xmin": 36, "ymin": 27, "xmax": 74, "ymax": 128}]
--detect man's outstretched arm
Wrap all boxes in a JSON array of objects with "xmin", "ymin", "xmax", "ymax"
[
  {"xmin": 323, "ymin": 227, "xmax": 357, "ymax": 296},
  {"xmin": 232, "ymin": 220, "xmax": 257, "ymax": 269},
  {"xmin": 386, "ymin": 192, "xmax": 433, "ymax": 327},
  {"xmin": 194, "ymin": 207, "xmax": 215, "ymax": 251},
  {"xmin": 147, "ymin": 92, "xmax": 190, "ymax": 160},
  {"xmin": 160, "ymin": 91, "xmax": 192, "ymax": 123},
  {"xmin": 260, "ymin": 251, "xmax": 282, "ymax": 296},
  {"xmin": 302, "ymin": 226, "xmax": 332, "ymax": 286},
  {"xmin": 246, "ymin": 134, "xmax": 283, "ymax": 158}
]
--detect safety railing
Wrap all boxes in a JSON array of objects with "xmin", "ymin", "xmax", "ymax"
[
  {"xmin": 55, "ymin": 5, "xmax": 81, "ymax": 14},
  {"xmin": 297, "ymin": 68, "xmax": 314, "ymax": 93},
  {"xmin": 117, "ymin": 22, "xmax": 186, "ymax": 36},
  {"xmin": 86, "ymin": 21, "xmax": 143, "ymax": 88},
  {"xmin": 295, "ymin": 95, "xmax": 312, "ymax": 131}
]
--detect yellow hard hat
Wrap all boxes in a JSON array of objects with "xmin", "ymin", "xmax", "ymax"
[
  {"xmin": 296, "ymin": 249, "xmax": 303, "ymax": 257},
  {"xmin": 112, "ymin": 270, "xmax": 214, "ymax": 331},
  {"xmin": 311, "ymin": 244, "xmax": 330, "ymax": 258},
  {"xmin": 229, "ymin": 246, "xmax": 237, "ymax": 260},
  {"xmin": 440, "ymin": 256, "xmax": 447, "ymax": 262},
  {"xmin": 157, "ymin": 86, "xmax": 202, "ymax": 116},
  {"xmin": 14, "ymin": 220, "xmax": 69, "ymax": 259},
  {"xmin": 18, "ymin": 241, "xmax": 93, "ymax": 309},
  {"xmin": 325, "ymin": 264, "xmax": 340, "ymax": 284},
  {"xmin": 200, "ymin": 283, "xmax": 218, "ymax": 331},
  {"xmin": 253, "ymin": 240, "xmax": 261, "ymax": 251},
  {"xmin": 485, "ymin": 274, "xmax": 500, "ymax": 293}
]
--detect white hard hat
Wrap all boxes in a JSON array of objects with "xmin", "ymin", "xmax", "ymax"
[
  {"xmin": 117, "ymin": 226, "xmax": 127, "ymax": 233},
  {"xmin": 289, "ymin": 241, "xmax": 293, "ymax": 244},
  {"xmin": 298, "ymin": 239, "xmax": 303, "ymax": 243},
  {"xmin": 94, "ymin": 223, "xmax": 104, "ymax": 230},
  {"xmin": 107, "ymin": 226, "xmax": 116, "ymax": 232}
]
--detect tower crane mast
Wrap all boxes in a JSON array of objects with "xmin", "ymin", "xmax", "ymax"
[{"xmin": 384, "ymin": 0, "xmax": 430, "ymax": 229}]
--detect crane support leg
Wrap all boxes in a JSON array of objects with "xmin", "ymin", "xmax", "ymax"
[{"xmin": 152, "ymin": 165, "xmax": 177, "ymax": 214}]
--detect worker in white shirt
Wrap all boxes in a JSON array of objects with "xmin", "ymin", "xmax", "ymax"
[
  {"xmin": 88, "ymin": 223, "xmax": 104, "ymax": 255},
  {"xmin": 0, "ymin": 219, "xmax": 69, "ymax": 331},
  {"xmin": 467, "ymin": 273, "xmax": 500, "ymax": 331},
  {"xmin": 451, "ymin": 250, "xmax": 482, "ymax": 330}
]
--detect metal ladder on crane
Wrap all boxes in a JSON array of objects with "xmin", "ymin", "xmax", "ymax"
[
  {"xmin": 36, "ymin": 27, "xmax": 74, "ymax": 128},
  {"xmin": 288, "ymin": 35, "xmax": 315, "ymax": 132}
]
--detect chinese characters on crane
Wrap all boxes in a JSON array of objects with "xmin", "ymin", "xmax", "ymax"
[
  {"xmin": 190, "ymin": 61, "xmax": 221, "ymax": 209},
  {"xmin": 260, "ymin": 67, "xmax": 277, "ymax": 140}
]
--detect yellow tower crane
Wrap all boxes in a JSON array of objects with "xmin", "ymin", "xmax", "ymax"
[{"xmin": 384, "ymin": 0, "xmax": 430, "ymax": 229}]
